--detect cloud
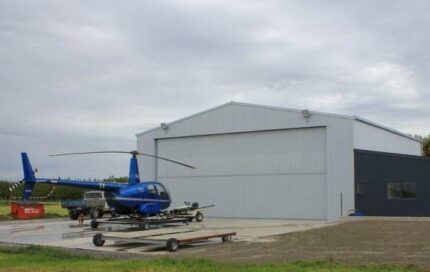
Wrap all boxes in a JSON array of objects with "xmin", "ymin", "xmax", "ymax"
[{"xmin": 0, "ymin": 0, "xmax": 429, "ymax": 179}]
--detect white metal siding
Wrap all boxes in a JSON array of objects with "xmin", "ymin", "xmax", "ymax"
[
  {"xmin": 156, "ymin": 127, "xmax": 327, "ymax": 219},
  {"xmin": 353, "ymin": 120, "xmax": 421, "ymax": 156}
]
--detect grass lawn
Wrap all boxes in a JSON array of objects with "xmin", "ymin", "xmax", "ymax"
[
  {"xmin": 0, "ymin": 245, "xmax": 421, "ymax": 272},
  {"xmin": 0, "ymin": 200, "xmax": 68, "ymax": 220}
]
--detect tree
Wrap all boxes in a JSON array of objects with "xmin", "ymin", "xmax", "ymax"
[
  {"xmin": 424, "ymin": 135, "xmax": 430, "ymax": 157},
  {"xmin": 103, "ymin": 175, "xmax": 128, "ymax": 183}
]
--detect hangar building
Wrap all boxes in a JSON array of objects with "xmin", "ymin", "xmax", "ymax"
[{"xmin": 137, "ymin": 102, "xmax": 425, "ymax": 221}]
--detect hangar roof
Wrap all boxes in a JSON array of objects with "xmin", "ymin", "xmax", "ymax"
[{"xmin": 137, "ymin": 101, "xmax": 421, "ymax": 143}]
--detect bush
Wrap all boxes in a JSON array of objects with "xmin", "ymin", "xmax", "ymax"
[{"xmin": 423, "ymin": 135, "xmax": 430, "ymax": 157}]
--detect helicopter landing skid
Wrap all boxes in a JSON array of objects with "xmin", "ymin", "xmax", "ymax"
[{"xmin": 90, "ymin": 216, "xmax": 189, "ymax": 231}]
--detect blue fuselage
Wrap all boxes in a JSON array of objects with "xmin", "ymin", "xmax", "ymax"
[
  {"xmin": 35, "ymin": 178, "xmax": 172, "ymax": 215},
  {"xmin": 105, "ymin": 182, "xmax": 171, "ymax": 214}
]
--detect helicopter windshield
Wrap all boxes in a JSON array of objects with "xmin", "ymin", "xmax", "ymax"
[
  {"xmin": 155, "ymin": 183, "xmax": 169, "ymax": 199},
  {"xmin": 146, "ymin": 184, "xmax": 157, "ymax": 198}
]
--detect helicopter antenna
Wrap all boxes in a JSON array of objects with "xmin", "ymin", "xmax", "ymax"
[{"xmin": 49, "ymin": 151, "xmax": 196, "ymax": 169}]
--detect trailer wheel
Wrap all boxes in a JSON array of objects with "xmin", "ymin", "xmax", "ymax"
[
  {"xmin": 139, "ymin": 220, "xmax": 150, "ymax": 230},
  {"xmin": 195, "ymin": 212, "xmax": 204, "ymax": 222},
  {"xmin": 188, "ymin": 217, "xmax": 194, "ymax": 222},
  {"xmin": 90, "ymin": 208, "xmax": 100, "ymax": 219},
  {"xmin": 222, "ymin": 235, "xmax": 230, "ymax": 243},
  {"xmin": 98, "ymin": 210, "xmax": 104, "ymax": 218},
  {"xmin": 166, "ymin": 238, "xmax": 179, "ymax": 252},
  {"xmin": 93, "ymin": 233, "xmax": 105, "ymax": 247},
  {"xmin": 90, "ymin": 220, "xmax": 99, "ymax": 230}
]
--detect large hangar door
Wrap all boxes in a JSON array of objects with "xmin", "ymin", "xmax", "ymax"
[{"xmin": 156, "ymin": 127, "xmax": 327, "ymax": 219}]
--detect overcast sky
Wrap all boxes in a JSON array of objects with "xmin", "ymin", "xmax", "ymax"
[{"xmin": 1, "ymin": 0, "xmax": 429, "ymax": 180}]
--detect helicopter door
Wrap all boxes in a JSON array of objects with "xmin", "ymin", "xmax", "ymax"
[
  {"xmin": 155, "ymin": 184, "xmax": 169, "ymax": 200},
  {"xmin": 146, "ymin": 184, "xmax": 158, "ymax": 199}
]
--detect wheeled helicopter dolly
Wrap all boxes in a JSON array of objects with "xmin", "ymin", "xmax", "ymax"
[
  {"xmin": 89, "ymin": 202, "xmax": 215, "ymax": 230},
  {"xmin": 168, "ymin": 202, "xmax": 215, "ymax": 222}
]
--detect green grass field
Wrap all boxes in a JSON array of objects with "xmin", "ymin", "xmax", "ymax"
[
  {"xmin": 0, "ymin": 245, "xmax": 421, "ymax": 272},
  {"xmin": 0, "ymin": 201, "xmax": 68, "ymax": 220}
]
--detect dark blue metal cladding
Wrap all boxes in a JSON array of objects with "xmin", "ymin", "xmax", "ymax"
[{"xmin": 355, "ymin": 149, "xmax": 430, "ymax": 216}]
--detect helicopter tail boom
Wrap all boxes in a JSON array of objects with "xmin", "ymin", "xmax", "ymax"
[
  {"xmin": 34, "ymin": 178, "xmax": 124, "ymax": 191},
  {"xmin": 21, "ymin": 152, "xmax": 124, "ymax": 199}
]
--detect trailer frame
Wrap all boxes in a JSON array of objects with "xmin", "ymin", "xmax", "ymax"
[
  {"xmin": 92, "ymin": 229, "xmax": 236, "ymax": 252},
  {"xmin": 90, "ymin": 216, "xmax": 189, "ymax": 230}
]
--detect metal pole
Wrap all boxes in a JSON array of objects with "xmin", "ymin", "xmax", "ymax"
[{"xmin": 340, "ymin": 192, "xmax": 343, "ymax": 217}]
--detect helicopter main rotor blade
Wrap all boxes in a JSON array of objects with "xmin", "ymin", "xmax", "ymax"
[
  {"xmin": 49, "ymin": 151, "xmax": 130, "ymax": 156},
  {"xmin": 135, "ymin": 152, "xmax": 196, "ymax": 169},
  {"xmin": 49, "ymin": 151, "xmax": 196, "ymax": 169}
]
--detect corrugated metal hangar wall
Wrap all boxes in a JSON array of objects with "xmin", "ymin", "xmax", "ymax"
[
  {"xmin": 157, "ymin": 127, "xmax": 327, "ymax": 219},
  {"xmin": 137, "ymin": 102, "xmax": 421, "ymax": 221}
]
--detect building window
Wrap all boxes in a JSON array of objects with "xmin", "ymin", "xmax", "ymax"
[
  {"xmin": 402, "ymin": 182, "xmax": 417, "ymax": 199},
  {"xmin": 387, "ymin": 182, "xmax": 416, "ymax": 200},
  {"xmin": 356, "ymin": 183, "xmax": 367, "ymax": 194},
  {"xmin": 387, "ymin": 182, "xmax": 402, "ymax": 199}
]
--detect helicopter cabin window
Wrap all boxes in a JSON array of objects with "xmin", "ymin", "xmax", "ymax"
[
  {"xmin": 146, "ymin": 184, "xmax": 157, "ymax": 198},
  {"xmin": 155, "ymin": 184, "xmax": 168, "ymax": 199}
]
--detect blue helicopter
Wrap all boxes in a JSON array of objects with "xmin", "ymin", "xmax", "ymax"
[{"xmin": 20, "ymin": 151, "xmax": 195, "ymax": 217}]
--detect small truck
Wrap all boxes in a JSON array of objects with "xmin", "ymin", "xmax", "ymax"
[{"xmin": 62, "ymin": 191, "xmax": 110, "ymax": 220}]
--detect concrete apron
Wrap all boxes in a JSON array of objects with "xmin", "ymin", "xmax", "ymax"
[{"xmin": 0, "ymin": 218, "xmax": 334, "ymax": 254}]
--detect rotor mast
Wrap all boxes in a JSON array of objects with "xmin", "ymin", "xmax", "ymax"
[{"xmin": 128, "ymin": 151, "xmax": 140, "ymax": 184}]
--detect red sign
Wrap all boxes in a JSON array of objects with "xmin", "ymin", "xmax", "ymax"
[{"xmin": 10, "ymin": 201, "xmax": 45, "ymax": 219}]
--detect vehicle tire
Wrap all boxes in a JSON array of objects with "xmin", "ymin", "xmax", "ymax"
[
  {"xmin": 166, "ymin": 238, "xmax": 179, "ymax": 252},
  {"xmin": 98, "ymin": 210, "xmax": 104, "ymax": 218},
  {"xmin": 138, "ymin": 220, "xmax": 150, "ymax": 230},
  {"xmin": 93, "ymin": 233, "xmax": 105, "ymax": 247},
  {"xmin": 195, "ymin": 212, "xmax": 204, "ymax": 222},
  {"xmin": 90, "ymin": 220, "xmax": 99, "ymax": 230},
  {"xmin": 222, "ymin": 235, "xmax": 229, "ymax": 243},
  {"xmin": 188, "ymin": 217, "xmax": 194, "ymax": 222},
  {"xmin": 69, "ymin": 210, "xmax": 79, "ymax": 220},
  {"xmin": 90, "ymin": 208, "xmax": 100, "ymax": 219}
]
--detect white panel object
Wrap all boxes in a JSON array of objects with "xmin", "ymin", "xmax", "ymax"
[{"xmin": 353, "ymin": 120, "xmax": 421, "ymax": 155}]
